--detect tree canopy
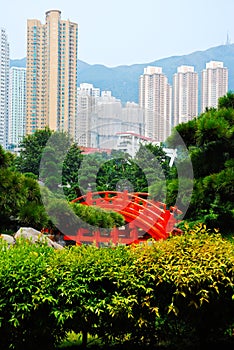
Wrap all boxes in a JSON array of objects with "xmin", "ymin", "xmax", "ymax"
[{"xmin": 164, "ymin": 92, "xmax": 234, "ymax": 233}]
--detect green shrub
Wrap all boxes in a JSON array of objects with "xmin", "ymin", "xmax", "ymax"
[
  {"xmin": 0, "ymin": 225, "xmax": 233, "ymax": 349},
  {"xmin": 0, "ymin": 238, "xmax": 64, "ymax": 349}
]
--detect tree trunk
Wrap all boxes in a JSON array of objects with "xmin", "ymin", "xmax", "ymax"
[{"xmin": 81, "ymin": 330, "xmax": 88, "ymax": 348}]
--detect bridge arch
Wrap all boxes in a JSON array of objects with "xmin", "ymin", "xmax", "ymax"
[{"xmin": 66, "ymin": 191, "xmax": 182, "ymax": 246}]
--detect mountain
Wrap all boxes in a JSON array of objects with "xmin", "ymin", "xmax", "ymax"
[
  {"xmin": 10, "ymin": 57, "xmax": 26, "ymax": 68},
  {"xmin": 10, "ymin": 44, "xmax": 234, "ymax": 104}
]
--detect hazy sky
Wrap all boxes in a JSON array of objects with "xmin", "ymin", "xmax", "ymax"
[{"xmin": 1, "ymin": 0, "xmax": 234, "ymax": 66}]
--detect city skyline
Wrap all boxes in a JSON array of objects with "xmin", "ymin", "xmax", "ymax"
[
  {"xmin": 0, "ymin": 5, "xmax": 230, "ymax": 149},
  {"xmin": 1, "ymin": 0, "xmax": 234, "ymax": 67}
]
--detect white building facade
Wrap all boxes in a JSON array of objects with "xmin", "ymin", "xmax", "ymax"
[
  {"xmin": 121, "ymin": 101, "xmax": 144, "ymax": 135},
  {"xmin": 139, "ymin": 66, "xmax": 172, "ymax": 142},
  {"xmin": 173, "ymin": 65, "xmax": 198, "ymax": 126},
  {"xmin": 0, "ymin": 28, "xmax": 10, "ymax": 149},
  {"xmin": 115, "ymin": 131, "xmax": 177, "ymax": 166},
  {"xmin": 95, "ymin": 91, "xmax": 123, "ymax": 149},
  {"xmin": 77, "ymin": 83, "xmax": 100, "ymax": 147},
  {"xmin": 8, "ymin": 67, "xmax": 26, "ymax": 148},
  {"xmin": 201, "ymin": 61, "xmax": 228, "ymax": 112},
  {"xmin": 77, "ymin": 84, "xmax": 144, "ymax": 150}
]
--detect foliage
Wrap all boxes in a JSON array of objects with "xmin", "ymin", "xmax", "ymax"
[
  {"xmin": 96, "ymin": 153, "xmax": 145, "ymax": 193},
  {"xmin": 94, "ymin": 145, "xmax": 171, "ymax": 195},
  {"xmin": 164, "ymin": 92, "xmax": 234, "ymax": 233},
  {"xmin": 218, "ymin": 90, "xmax": 234, "ymax": 109},
  {"xmin": 0, "ymin": 239, "xmax": 65, "ymax": 349},
  {"xmin": 71, "ymin": 202, "xmax": 125, "ymax": 229},
  {"xmin": 62, "ymin": 144, "xmax": 83, "ymax": 200},
  {"xmin": 0, "ymin": 165, "xmax": 49, "ymax": 232},
  {"xmin": 0, "ymin": 145, "xmax": 15, "ymax": 169},
  {"xmin": 0, "ymin": 225, "xmax": 233, "ymax": 349},
  {"xmin": 14, "ymin": 129, "xmax": 173, "ymax": 201},
  {"xmin": 44, "ymin": 197, "xmax": 125, "ymax": 238},
  {"xmin": 0, "ymin": 141, "xmax": 125, "ymax": 235},
  {"xmin": 0, "ymin": 144, "xmax": 50, "ymax": 232},
  {"xmin": 15, "ymin": 127, "xmax": 52, "ymax": 176}
]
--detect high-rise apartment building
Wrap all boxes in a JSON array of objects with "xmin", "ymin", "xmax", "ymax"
[
  {"xmin": 77, "ymin": 83, "xmax": 99, "ymax": 147},
  {"xmin": 95, "ymin": 91, "xmax": 123, "ymax": 148},
  {"xmin": 8, "ymin": 67, "xmax": 26, "ymax": 148},
  {"xmin": 201, "ymin": 61, "xmax": 228, "ymax": 112},
  {"xmin": 77, "ymin": 83, "xmax": 100, "ymax": 99},
  {"xmin": 26, "ymin": 10, "xmax": 78, "ymax": 138},
  {"xmin": 139, "ymin": 66, "xmax": 172, "ymax": 142},
  {"xmin": 0, "ymin": 28, "xmax": 9, "ymax": 149},
  {"xmin": 173, "ymin": 65, "xmax": 198, "ymax": 126},
  {"xmin": 121, "ymin": 101, "xmax": 144, "ymax": 135},
  {"xmin": 77, "ymin": 84, "xmax": 144, "ymax": 149}
]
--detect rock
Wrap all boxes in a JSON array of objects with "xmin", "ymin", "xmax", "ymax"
[
  {"xmin": 14, "ymin": 227, "xmax": 64, "ymax": 249},
  {"xmin": 0, "ymin": 234, "xmax": 15, "ymax": 245},
  {"xmin": 14, "ymin": 227, "xmax": 41, "ymax": 243},
  {"xmin": 46, "ymin": 239, "xmax": 64, "ymax": 250}
]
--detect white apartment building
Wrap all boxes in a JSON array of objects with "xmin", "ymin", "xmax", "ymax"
[
  {"xmin": 8, "ymin": 67, "xmax": 26, "ymax": 148},
  {"xmin": 115, "ymin": 131, "xmax": 177, "ymax": 166},
  {"xmin": 95, "ymin": 91, "xmax": 123, "ymax": 149},
  {"xmin": 201, "ymin": 61, "xmax": 228, "ymax": 112},
  {"xmin": 77, "ymin": 83, "xmax": 99, "ymax": 147},
  {"xmin": 77, "ymin": 85, "xmax": 145, "ymax": 149},
  {"xmin": 173, "ymin": 65, "xmax": 198, "ymax": 126},
  {"xmin": 0, "ymin": 28, "xmax": 9, "ymax": 149},
  {"xmin": 77, "ymin": 83, "xmax": 100, "ymax": 98},
  {"xmin": 121, "ymin": 102, "xmax": 144, "ymax": 135},
  {"xmin": 139, "ymin": 66, "xmax": 172, "ymax": 142}
]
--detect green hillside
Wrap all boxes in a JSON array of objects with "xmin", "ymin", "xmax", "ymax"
[{"xmin": 10, "ymin": 43, "xmax": 234, "ymax": 106}]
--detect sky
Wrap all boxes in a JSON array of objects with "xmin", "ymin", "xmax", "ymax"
[{"xmin": 1, "ymin": 0, "xmax": 234, "ymax": 67}]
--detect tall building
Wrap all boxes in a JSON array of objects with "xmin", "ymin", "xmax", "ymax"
[
  {"xmin": 26, "ymin": 10, "xmax": 78, "ymax": 138},
  {"xmin": 95, "ymin": 91, "xmax": 123, "ymax": 148},
  {"xmin": 77, "ymin": 83, "xmax": 100, "ymax": 98},
  {"xmin": 77, "ymin": 83, "xmax": 99, "ymax": 147},
  {"xmin": 121, "ymin": 102, "xmax": 144, "ymax": 135},
  {"xmin": 77, "ymin": 84, "xmax": 144, "ymax": 149},
  {"xmin": 0, "ymin": 28, "xmax": 10, "ymax": 149},
  {"xmin": 139, "ymin": 66, "xmax": 172, "ymax": 142},
  {"xmin": 201, "ymin": 61, "xmax": 228, "ymax": 112},
  {"xmin": 173, "ymin": 65, "xmax": 198, "ymax": 126},
  {"xmin": 8, "ymin": 67, "xmax": 26, "ymax": 148}
]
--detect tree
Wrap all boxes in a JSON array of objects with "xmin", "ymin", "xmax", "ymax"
[
  {"xmin": 95, "ymin": 145, "xmax": 171, "ymax": 195},
  {"xmin": 62, "ymin": 144, "xmax": 84, "ymax": 200},
  {"xmin": 166, "ymin": 93, "xmax": 234, "ymax": 233},
  {"xmin": 0, "ymin": 168, "xmax": 49, "ymax": 233},
  {"xmin": 43, "ymin": 196, "xmax": 125, "ymax": 239},
  {"xmin": 218, "ymin": 90, "xmax": 234, "ymax": 109},
  {"xmin": 15, "ymin": 127, "xmax": 52, "ymax": 176},
  {"xmin": 15, "ymin": 129, "xmax": 84, "ymax": 200},
  {"xmin": 134, "ymin": 143, "xmax": 171, "ymax": 193},
  {"xmin": 0, "ymin": 145, "xmax": 15, "ymax": 169},
  {"xmin": 96, "ymin": 151, "xmax": 142, "ymax": 193}
]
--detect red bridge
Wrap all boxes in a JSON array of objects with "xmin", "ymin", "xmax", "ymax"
[{"xmin": 64, "ymin": 191, "xmax": 182, "ymax": 246}]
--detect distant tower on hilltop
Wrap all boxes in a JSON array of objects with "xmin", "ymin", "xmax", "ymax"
[
  {"xmin": 225, "ymin": 32, "xmax": 231, "ymax": 45},
  {"xmin": 26, "ymin": 10, "xmax": 78, "ymax": 138}
]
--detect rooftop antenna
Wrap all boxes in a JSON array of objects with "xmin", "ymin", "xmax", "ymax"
[{"xmin": 226, "ymin": 31, "xmax": 231, "ymax": 45}]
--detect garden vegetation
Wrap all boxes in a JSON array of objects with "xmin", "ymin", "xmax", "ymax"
[{"xmin": 0, "ymin": 225, "xmax": 233, "ymax": 349}]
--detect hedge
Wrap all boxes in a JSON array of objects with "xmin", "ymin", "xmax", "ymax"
[{"xmin": 0, "ymin": 224, "xmax": 233, "ymax": 349}]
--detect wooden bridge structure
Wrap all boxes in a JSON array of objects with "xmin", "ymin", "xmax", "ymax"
[{"xmin": 63, "ymin": 190, "xmax": 182, "ymax": 246}]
